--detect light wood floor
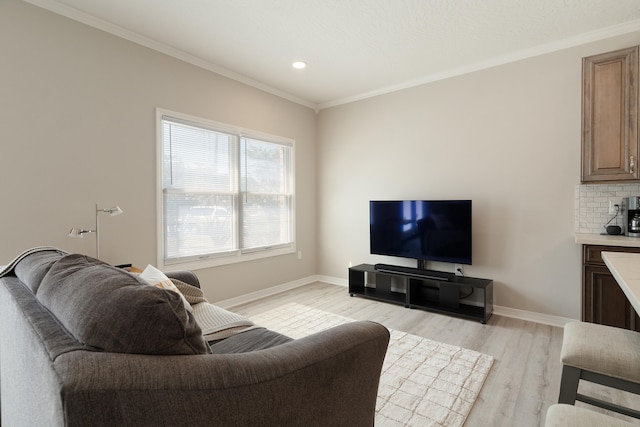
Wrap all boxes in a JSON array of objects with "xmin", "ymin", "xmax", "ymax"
[{"xmin": 231, "ymin": 281, "xmax": 640, "ymax": 426}]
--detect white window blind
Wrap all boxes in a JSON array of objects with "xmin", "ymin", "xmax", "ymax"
[{"xmin": 159, "ymin": 112, "xmax": 294, "ymax": 266}]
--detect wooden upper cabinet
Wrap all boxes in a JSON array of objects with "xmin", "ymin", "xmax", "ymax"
[{"xmin": 582, "ymin": 46, "xmax": 639, "ymax": 182}]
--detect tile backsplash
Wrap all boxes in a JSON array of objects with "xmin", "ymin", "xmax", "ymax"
[{"xmin": 576, "ymin": 183, "xmax": 640, "ymax": 233}]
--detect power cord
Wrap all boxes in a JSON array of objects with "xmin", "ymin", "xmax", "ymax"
[
  {"xmin": 459, "ymin": 286, "xmax": 474, "ymax": 299},
  {"xmin": 602, "ymin": 205, "xmax": 620, "ymax": 232},
  {"xmin": 455, "ymin": 267, "xmax": 474, "ymax": 299},
  {"xmin": 604, "ymin": 204, "xmax": 620, "ymax": 228}
]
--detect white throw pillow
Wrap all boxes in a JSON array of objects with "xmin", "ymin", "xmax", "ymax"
[{"xmin": 139, "ymin": 264, "xmax": 193, "ymax": 312}]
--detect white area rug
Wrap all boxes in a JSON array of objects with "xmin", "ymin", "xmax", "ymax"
[{"xmin": 251, "ymin": 303, "xmax": 494, "ymax": 427}]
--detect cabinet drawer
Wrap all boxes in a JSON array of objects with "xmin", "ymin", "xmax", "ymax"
[{"xmin": 584, "ymin": 244, "xmax": 640, "ymax": 265}]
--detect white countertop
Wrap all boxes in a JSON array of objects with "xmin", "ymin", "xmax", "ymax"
[
  {"xmin": 602, "ymin": 251, "xmax": 640, "ymax": 313},
  {"xmin": 575, "ymin": 233, "xmax": 640, "ymax": 248}
]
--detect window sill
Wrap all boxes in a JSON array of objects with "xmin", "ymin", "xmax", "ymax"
[{"xmin": 159, "ymin": 245, "xmax": 295, "ymax": 272}]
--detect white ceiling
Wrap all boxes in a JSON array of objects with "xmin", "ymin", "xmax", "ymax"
[{"xmin": 25, "ymin": 0, "xmax": 640, "ymax": 109}]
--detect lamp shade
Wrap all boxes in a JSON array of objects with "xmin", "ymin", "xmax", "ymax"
[
  {"xmin": 68, "ymin": 228, "xmax": 94, "ymax": 238},
  {"xmin": 68, "ymin": 204, "xmax": 124, "ymax": 258}
]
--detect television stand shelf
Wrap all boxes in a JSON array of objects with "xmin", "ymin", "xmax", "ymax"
[{"xmin": 348, "ymin": 264, "xmax": 493, "ymax": 323}]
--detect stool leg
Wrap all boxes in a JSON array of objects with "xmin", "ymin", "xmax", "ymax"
[{"xmin": 558, "ymin": 365, "xmax": 580, "ymax": 404}]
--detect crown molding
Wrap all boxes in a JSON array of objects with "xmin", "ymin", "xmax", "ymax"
[
  {"xmin": 23, "ymin": 1, "xmax": 640, "ymax": 111},
  {"xmin": 22, "ymin": 0, "xmax": 318, "ymax": 111},
  {"xmin": 319, "ymin": 18, "xmax": 640, "ymax": 109}
]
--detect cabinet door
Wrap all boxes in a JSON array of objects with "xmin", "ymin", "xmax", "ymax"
[
  {"xmin": 582, "ymin": 46, "xmax": 639, "ymax": 182},
  {"xmin": 583, "ymin": 264, "xmax": 639, "ymax": 330}
]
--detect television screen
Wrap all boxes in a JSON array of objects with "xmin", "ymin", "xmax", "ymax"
[{"xmin": 369, "ymin": 200, "xmax": 472, "ymax": 265}]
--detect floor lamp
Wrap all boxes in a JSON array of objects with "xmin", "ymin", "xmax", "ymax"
[{"xmin": 69, "ymin": 204, "xmax": 123, "ymax": 259}]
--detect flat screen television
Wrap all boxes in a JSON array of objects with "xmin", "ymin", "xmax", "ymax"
[{"xmin": 369, "ymin": 200, "xmax": 472, "ymax": 265}]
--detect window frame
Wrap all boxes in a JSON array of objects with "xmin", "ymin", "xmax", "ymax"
[{"xmin": 156, "ymin": 108, "xmax": 296, "ymax": 271}]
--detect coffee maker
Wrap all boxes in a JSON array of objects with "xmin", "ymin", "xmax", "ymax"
[{"xmin": 623, "ymin": 197, "xmax": 640, "ymax": 237}]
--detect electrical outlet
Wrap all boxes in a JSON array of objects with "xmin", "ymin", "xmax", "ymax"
[
  {"xmin": 609, "ymin": 199, "xmax": 622, "ymax": 215},
  {"xmin": 455, "ymin": 264, "xmax": 464, "ymax": 276}
]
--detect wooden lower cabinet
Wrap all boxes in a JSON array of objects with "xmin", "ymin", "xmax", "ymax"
[{"xmin": 583, "ymin": 245, "xmax": 640, "ymax": 331}]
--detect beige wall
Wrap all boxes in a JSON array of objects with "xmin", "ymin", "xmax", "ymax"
[
  {"xmin": 4, "ymin": 0, "xmax": 640, "ymax": 319},
  {"xmin": 317, "ymin": 31, "xmax": 640, "ymax": 319},
  {"xmin": 0, "ymin": 0, "xmax": 317, "ymax": 302}
]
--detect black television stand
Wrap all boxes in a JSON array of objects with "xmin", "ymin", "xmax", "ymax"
[{"xmin": 349, "ymin": 263, "xmax": 493, "ymax": 323}]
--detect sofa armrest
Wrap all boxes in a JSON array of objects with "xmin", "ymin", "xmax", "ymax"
[
  {"xmin": 164, "ymin": 270, "xmax": 200, "ymax": 288},
  {"xmin": 56, "ymin": 321, "xmax": 389, "ymax": 426}
]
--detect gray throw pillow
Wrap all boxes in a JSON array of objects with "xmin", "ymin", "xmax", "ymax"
[{"xmin": 37, "ymin": 254, "xmax": 209, "ymax": 355}]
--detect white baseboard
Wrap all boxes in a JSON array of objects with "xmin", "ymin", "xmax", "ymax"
[
  {"xmin": 492, "ymin": 305, "xmax": 577, "ymax": 328},
  {"xmin": 215, "ymin": 275, "xmax": 323, "ymax": 309},
  {"xmin": 315, "ymin": 275, "xmax": 347, "ymax": 287},
  {"xmin": 216, "ymin": 274, "xmax": 577, "ymax": 328}
]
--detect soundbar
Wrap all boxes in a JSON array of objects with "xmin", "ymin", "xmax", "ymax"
[{"xmin": 374, "ymin": 264, "xmax": 450, "ymax": 281}]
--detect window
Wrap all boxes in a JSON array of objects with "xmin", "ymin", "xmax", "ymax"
[{"xmin": 157, "ymin": 109, "xmax": 295, "ymax": 269}]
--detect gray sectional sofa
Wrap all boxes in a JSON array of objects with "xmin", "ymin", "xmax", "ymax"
[{"xmin": 0, "ymin": 249, "xmax": 389, "ymax": 426}]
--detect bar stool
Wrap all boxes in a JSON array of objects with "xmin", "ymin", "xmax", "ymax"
[
  {"xmin": 558, "ymin": 321, "xmax": 640, "ymax": 418},
  {"xmin": 546, "ymin": 404, "xmax": 637, "ymax": 427}
]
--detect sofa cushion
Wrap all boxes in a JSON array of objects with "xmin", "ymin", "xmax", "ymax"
[
  {"xmin": 37, "ymin": 254, "xmax": 209, "ymax": 355},
  {"xmin": 208, "ymin": 327, "xmax": 292, "ymax": 353},
  {"xmin": 13, "ymin": 249, "xmax": 65, "ymax": 293}
]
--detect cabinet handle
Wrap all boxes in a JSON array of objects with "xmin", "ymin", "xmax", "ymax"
[{"xmin": 632, "ymin": 156, "xmax": 636, "ymax": 174}]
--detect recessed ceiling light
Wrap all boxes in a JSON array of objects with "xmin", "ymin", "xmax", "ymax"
[{"xmin": 292, "ymin": 61, "xmax": 306, "ymax": 69}]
